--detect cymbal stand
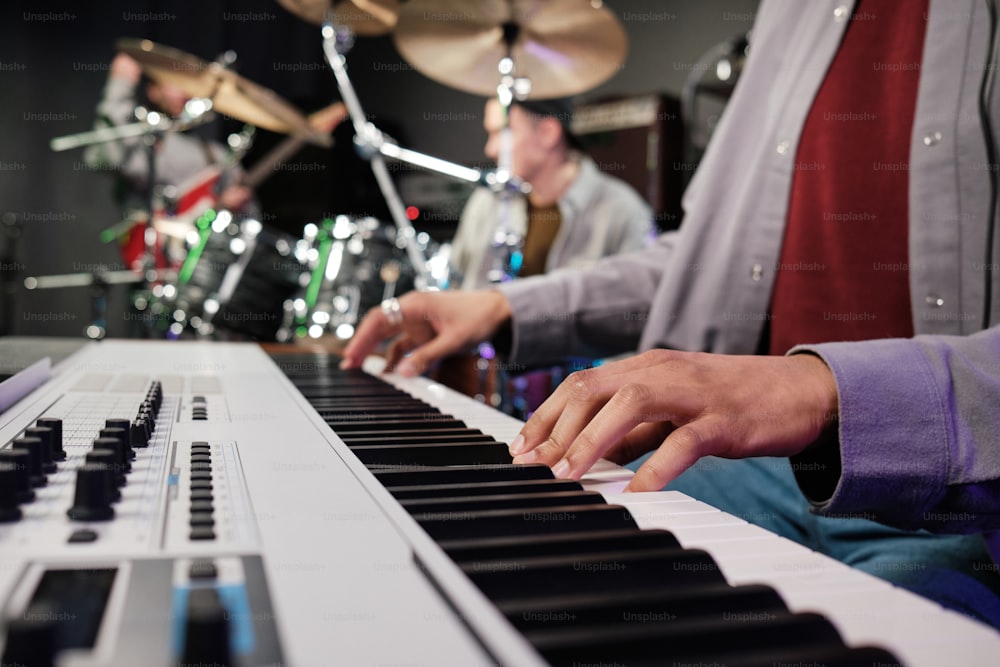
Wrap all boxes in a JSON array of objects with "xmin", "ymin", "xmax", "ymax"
[
  {"xmin": 486, "ymin": 20, "xmax": 532, "ymax": 284},
  {"xmin": 320, "ymin": 19, "xmax": 430, "ymax": 290},
  {"xmin": 477, "ymin": 17, "xmax": 539, "ymax": 410}
]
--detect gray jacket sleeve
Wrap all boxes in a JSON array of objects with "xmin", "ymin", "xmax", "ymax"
[
  {"xmin": 497, "ymin": 231, "xmax": 676, "ymax": 367},
  {"xmin": 83, "ymin": 77, "xmax": 147, "ymax": 182}
]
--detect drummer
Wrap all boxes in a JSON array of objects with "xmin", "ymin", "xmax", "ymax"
[
  {"xmin": 84, "ymin": 52, "xmax": 257, "ymax": 269},
  {"xmin": 449, "ymin": 96, "xmax": 654, "ymax": 289}
]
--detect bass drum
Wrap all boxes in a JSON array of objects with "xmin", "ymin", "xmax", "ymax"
[
  {"xmin": 164, "ymin": 211, "xmax": 308, "ymax": 340},
  {"xmin": 281, "ymin": 216, "xmax": 428, "ymax": 341}
]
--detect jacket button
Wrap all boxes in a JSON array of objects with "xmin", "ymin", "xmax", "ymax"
[
  {"xmin": 925, "ymin": 294, "xmax": 944, "ymax": 307},
  {"xmin": 923, "ymin": 132, "xmax": 942, "ymax": 147}
]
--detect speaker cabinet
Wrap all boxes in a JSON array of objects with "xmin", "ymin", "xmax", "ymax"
[{"xmin": 572, "ymin": 95, "xmax": 685, "ymax": 231}]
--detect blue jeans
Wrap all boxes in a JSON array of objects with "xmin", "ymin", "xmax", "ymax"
[{"xmin": 627, "ymin": 455, "xmax": 1000, "ymax": 628}]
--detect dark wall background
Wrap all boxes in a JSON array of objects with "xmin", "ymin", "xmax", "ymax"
[{"xmin": 0, "ymin": 0, "xmax": 758, "ymax": 338}]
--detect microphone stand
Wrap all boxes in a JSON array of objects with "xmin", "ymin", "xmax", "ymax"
[
  {"xmin": 56, "ymin": 113, "xmax": 172, "ymax": 273},
  {"xmin": 486, "ymin": 20, "xmax": 533, "ymax": 285},
  {"xmin": 48, "ymin": 104, "xmax": 215, "ymax": 337},
  {"xmin": 51, "ymin": 105, "xmax": 217, "ymax": 277}
]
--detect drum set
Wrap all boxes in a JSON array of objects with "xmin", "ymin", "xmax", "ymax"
[{"xmin": 41, "ymin": 0, "xmax": 627, "ymax": 344}]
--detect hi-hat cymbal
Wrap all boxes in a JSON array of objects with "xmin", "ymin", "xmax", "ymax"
[
  {"xmin": 276, "ymin": 0, "xmax": 399, "ymax": 35},
  {"xmin": 116, "ymin": 38, "xmax": 331, "ymax": 146},
  {"xmin": 393, "ymin": 0, "xmax": 627, "ymax": 98}
]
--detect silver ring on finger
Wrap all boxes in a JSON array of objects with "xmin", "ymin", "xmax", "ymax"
[{"xmin": 380, "ymin": 297, "xmax": 403, "ymax": 327}]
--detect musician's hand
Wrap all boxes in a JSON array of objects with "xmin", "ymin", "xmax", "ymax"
[
  {"xmin": 110, "ymin": 53, "xmax": 142, "ymax": 85},
  {"xmin": 509, "ymin": 350, "xmax": 839, "ymax": 492},
  {"xmin": 218, "ymin": 186, "xmax": 253, "ymax": 211},
  {"xmin": 340, "ymin": 290, "xmax": 512, "ymax": 377}
]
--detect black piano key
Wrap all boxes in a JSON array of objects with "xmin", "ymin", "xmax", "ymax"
[
  {"xmin": 292, "ymin": 380, "xmax": 402, "ymax": 390},
  {"xmin": 529, "ymin": 611, "xmax": 843, "ymax": 666},
  {"xmin": 287, "ymin": 370, "xmax": 384, "ymax": 383},
  {"xmin": 314, "ymin": 402, "xmax": 430, "ymax": 413},
  {"xmin": 317, "ymin": 401, "xmax": 434, "ymax": 412},
  {"xmin": 343, "ymin": 432, "xmax": 495, "ymax": 446},
  {"xmin": 339, "ymin": 427, "xmax": 484, "ymax": 441},
  {"xmin": 388, "ymin": 479, "xmax": 583, "ymax": 501},
  {"xmin": 324, "ymin": 406, "xmax": 445, "ymax": 423},
  {"xmin": 723, "ymin": 644, "xmax": 905, "ymax": 667},
  {"xmin": 313, "ymin": 401, "xmax": 428, "ymax": 410},
  {"xmin": 415, "ymin": 504, "xmax": 637, "ymax": 541},
  {"xmin": 295, "ymin": 382, "xmax": 408, "ymax": 393},
  {"xmin": 299, "ymin": 389, "xmax": 405, "ymax": 400},
  {"xmin": 373, "ymin": 464, "xmax": 554, "ymax": 487},
  {"xmin": 296, "ymin": 379, "xmax": 414, "ymax": 389},
  {"xmin": 315, "ymin": 406, "xmax": 432, "ymax": 417},
  {"xmin": 290, "ymin": 370, "xmax": 378, "ymax": 382},
  {"xmin": 348, "ymin": 439, "xmax": 508, "ymax": 450},
  {"xmin": 497, "ymin": 583, "xmax": 787, "ymax": 631},
  {"xmin": 400, "ymin": 491, "xmax": 605, "ymax": 514},
  {"xmin": 324, "ymin": 410, "xmax": 443, "ymax": 422},
  {"xmin": 463, "ymin": 547, "xmax": 724, "ymax": 600},
  {"xmin": 351, "ymin": 442, "xmax": 514, "ymax": 466},
  {"xmin": 305, "ymin": 394, "xmax": 428, "ymax": 404},
  {"xmin": 441, "ymin": 528, "xmax": 679, "ymax": 562},
  {"xmin": 276, "ymin": 355, "xmax": 345, "ymax": 368},
  {"xmin": 325, "ymin": 418, "xmax": 467, "ymax": 432},
  {"xmin": 292, "ymin": 370, "xmax": 393, "ymax": 380}
]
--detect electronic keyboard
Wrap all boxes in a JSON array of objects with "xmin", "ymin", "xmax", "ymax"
[{"xmin": 0, "ymin": 340, "xmax": 995, "ymax": 666}]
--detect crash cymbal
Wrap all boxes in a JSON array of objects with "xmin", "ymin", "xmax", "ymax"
[
  {"xmin": 276, "ymin": 0, "xmax": 399, "ymax": 35},
  {"xmin": 116, "ymin": 38, "xmax": 331, "ymax": 146},
  {"xmin": 393, "ymin": 0, "xmax": 627, "ymax": 98}
]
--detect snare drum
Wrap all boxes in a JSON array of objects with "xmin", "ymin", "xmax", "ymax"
[
  {"xmin": 285, "ymin": 216, "xmax": 426, "ymax": 340},
  {"xmin": 164, "ymin": 211, "xmax": 307, "ymax": 340}
]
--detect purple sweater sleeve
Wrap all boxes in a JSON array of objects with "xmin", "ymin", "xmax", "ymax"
[{"xmin": 790, "ymin": 326, "xmax": 1000, "ymax": 534}]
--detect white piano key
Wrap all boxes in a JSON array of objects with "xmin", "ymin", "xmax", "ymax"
[
  {"xmin": 580, "ymin": 477, "xmax": 629, "ymax": 494},
  {"xmin": 670, "ymin": 521, "xmax": 805, "ymax": 548},
  {"xmin": 581, "ymin": 458, "xmax": 636, "ymax": 483},
  {"xmin": 599, "ymin": 489, "xmax": 710, "ymax": 504}
]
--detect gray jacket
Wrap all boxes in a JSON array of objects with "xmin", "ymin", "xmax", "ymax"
[
  {"xmin": 499, "ymin": 0, "xmax": 1000, "ymax": 543},
  {"xmin": 450, "ymin": 156, "xmax": 654, "ymax": 290}
]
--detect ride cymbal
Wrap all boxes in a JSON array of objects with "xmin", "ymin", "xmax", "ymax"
[
  {"xmin": 393, "ymin": 0, "xmax": 627, "ymax": 98},
  {"xmin": 276, "ymin": 0, "xmax": 399, "ymax": 35}
]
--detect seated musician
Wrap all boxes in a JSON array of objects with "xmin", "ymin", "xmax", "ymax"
[
  {"xmin": 442, "ymin": 97, "xmax": 654, "ymax": 415},
  {"xmin": 344, "ymin": 0, "xmax": 1000, "ymax": 627},
  {"xmin": 449, "ymin": 96, "xmax": 653, "ymax": 290},
  {"xmin": 84, "ymin": 52, "xmax": 257, "ymax": 270}
]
